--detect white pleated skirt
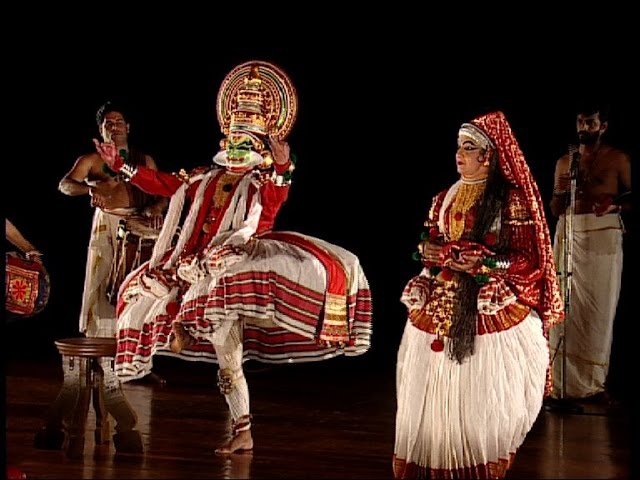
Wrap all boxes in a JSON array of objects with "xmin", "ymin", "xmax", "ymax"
[{"xmin": 393, "ymin": 311, "xmax": 548, "ymax": 478}]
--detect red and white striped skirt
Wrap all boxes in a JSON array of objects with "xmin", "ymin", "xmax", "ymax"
[{"xmin": 114, "ymin": 231, "xmax": 372, "ymax": 381}]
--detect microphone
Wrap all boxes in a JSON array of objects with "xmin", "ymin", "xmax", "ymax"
[{"xmin": 568, "ymin": 144, "xmax": 581, "ymax": 178}]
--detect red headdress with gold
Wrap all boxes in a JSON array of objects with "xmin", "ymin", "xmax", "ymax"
[
  {"xmin": 214, "ymin": 61, "xmax": 297, "ymax": 170},
  {"xmin": 218, "ymin": 61, "xmax": 297, "ymax": 137},
  {"xmin": 470, "ymin": 111, "xmax": 564, "ymax": 333}
]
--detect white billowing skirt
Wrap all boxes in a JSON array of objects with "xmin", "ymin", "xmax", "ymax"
[{"xmin": 394, "ymin": 311, "xmax": 548, "ymax": 477}]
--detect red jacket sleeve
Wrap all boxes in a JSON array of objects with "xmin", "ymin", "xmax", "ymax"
[
  {"xmin": 130, "ymin": 166, "xmax": 184, "ymax": 197},
  {"xmin": 488, "ymin": 189, "xmax": 546, "ymax": 310},
  {"xmin": 500, "ymin": 221, "xmax": 542, "ymax": 284},
  {"xmin": 256, "ymin": 165, "xmax": 291, "ymax": 234},
  {"xmin": 474, "ymin": 188, "xmax": 542, "ymax": 285}
]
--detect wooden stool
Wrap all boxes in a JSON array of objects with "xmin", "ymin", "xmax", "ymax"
[{"xmin": 34, "ymin": 337, "xmax": 143, "ymax": 458}]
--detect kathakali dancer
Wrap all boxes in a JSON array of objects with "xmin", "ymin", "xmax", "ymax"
[
  {"xmin": 393, "ymin": 111, "xmax": 564, "ymax": 479},
  {"xmin": 96, "ymin": 60, "xmax": 373, "ymax": 454}
]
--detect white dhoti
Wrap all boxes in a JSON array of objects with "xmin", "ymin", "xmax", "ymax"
[
  {"xmin": 549, "ymin": 213, "xmax": 624, "ymax": 398},
  {"xmin": 80, "ymin": 208, "xmax": 160, "ymax": 338},
  {"xmin": 79, "ymin": 209, "xmax": 120, "ymax": 337}
]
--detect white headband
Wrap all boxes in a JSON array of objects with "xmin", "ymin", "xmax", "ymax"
[{"xmin": 459, "ymin": 123, "xmax": 495, "ymax": 150}]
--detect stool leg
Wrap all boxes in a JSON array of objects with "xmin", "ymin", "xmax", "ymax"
[
  {"xmin": 101, "ymin": 358, "xmax": 143, "ymax": 453},
  {"xmin": 34, "ymin": 362, "xmax": 71, "ymax": 450},
  {"xmin": 91, "ymin": 359, "xmax": 111, "ymax": 445},
  {"xmin": 34, "ymin": 355, "xmax": 85, "ymax": 451},
  {"xmin": 60, "ymin": 356, "xmax": 92, "ymax": 459}
]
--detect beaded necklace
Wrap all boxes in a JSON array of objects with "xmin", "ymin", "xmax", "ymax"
[{"xmin": 448, "ymin": 178, "xmax": 486, "ymax": 241}]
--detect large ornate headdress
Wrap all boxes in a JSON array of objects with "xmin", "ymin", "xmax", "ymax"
[
  {"xmin": 213, "ymin": 60, "xmax": 298, "ymax": 170},
  {"xmin": 470, "ymin": 111, "xmax": 564, "ymax": 333}
]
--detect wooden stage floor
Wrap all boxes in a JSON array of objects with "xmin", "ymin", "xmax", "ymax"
[{"xmin": 5, "ymin": 352, "xmax": 632, "ymax": 479}]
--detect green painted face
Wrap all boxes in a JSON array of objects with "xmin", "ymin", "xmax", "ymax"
[{"xmin": 226, "ymin": 134, "xmax": 256, "ymax": 166}]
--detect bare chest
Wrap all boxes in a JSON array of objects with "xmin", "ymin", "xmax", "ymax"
[{"xmin": 576, "ymin": 152, "xmax": 617, "ymax": 194}]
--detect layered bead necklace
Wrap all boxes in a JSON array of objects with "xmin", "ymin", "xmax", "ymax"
[{"xmin": 448, "ymin": 177, "xmax": 487, "ymax": 241}]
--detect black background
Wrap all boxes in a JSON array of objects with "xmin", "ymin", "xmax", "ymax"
[{"xmin": 5, "ymin": 14, "xmax": 636, "ymax": 399}]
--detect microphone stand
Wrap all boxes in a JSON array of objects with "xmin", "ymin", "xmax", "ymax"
[{"xmin": 546, "ymin": 146, "xmax": 584, "ymax": 414}]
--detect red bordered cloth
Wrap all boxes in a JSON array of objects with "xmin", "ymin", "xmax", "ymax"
[{"xmin": 5, "ymin": 252, "xmax": 50, "ymax": 317}]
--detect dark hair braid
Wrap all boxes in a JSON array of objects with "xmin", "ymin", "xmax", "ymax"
[{"xmin": 447, "ymin": 150, "xmax": 508, "ymax": 363}]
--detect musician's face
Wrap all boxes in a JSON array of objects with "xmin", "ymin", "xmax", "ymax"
[
  {"xmin": 576, "ymin": 112, "xmax": 606, "ymax": 145},
  {"xmin": 100, "ymin": 111, "xmax": 129, "ymax": 144}
]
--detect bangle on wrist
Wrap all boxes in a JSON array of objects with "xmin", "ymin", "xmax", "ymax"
[
  {"xmin": 271, "ymin": 168, "xmax": 293, "ymax": 186},
  {"xmin": 120, "ymin": 163, "xmax": 138, "ymax": 181},
  {"xmin": 481, "ymin": 254, "xmax": 510, "ymax": 271}
]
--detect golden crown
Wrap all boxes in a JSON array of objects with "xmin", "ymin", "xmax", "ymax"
[
  {"xmin": 217, "ymin": 60, "xmax": 297, "ymax": 141},
  {"xmin": 229, "ymin": 65, "xmax": 268, "ymax": 136}
]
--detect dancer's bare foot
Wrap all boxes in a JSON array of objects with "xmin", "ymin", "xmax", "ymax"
[
  {"xmin": 170, "ymin": 322, "xmax": 195, "ymax": 353},
  {"xmin": 215, "ymin": 429, "xmax": 254, "ymax": 455}
]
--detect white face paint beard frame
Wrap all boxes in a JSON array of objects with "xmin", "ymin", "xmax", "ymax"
[
  {"xmin": 213, "ymin": 129, "xmax": 268, "ymax": 172},
  {"xmin": 212, "ymin": 149, "xmax": 264, "ymax": 172}
]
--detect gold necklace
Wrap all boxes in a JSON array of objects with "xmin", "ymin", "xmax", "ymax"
[{"xmin": 448, "ymin": 180, "xmax": 486, "ymax": 241}]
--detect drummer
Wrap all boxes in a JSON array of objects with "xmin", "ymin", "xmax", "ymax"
[
  {"xmin": 105, "ymin": 210, "xmax": 164, "ymax": 305},
  {"xmin": 59, "ymin": 100, "xmax": 168, "ymax": 338}
]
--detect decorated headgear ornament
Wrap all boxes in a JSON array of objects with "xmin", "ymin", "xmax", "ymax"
[
  {"xmin": 469, "ymin": 111, "xmax": 564, "ymax": 333},
  {"xmin": 213, "ymin": 60, "xmax": 297, "ymax": 170},
  {"xmin": 458, "ymin": 123, "xmax": 495, "ymax": 151}
]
